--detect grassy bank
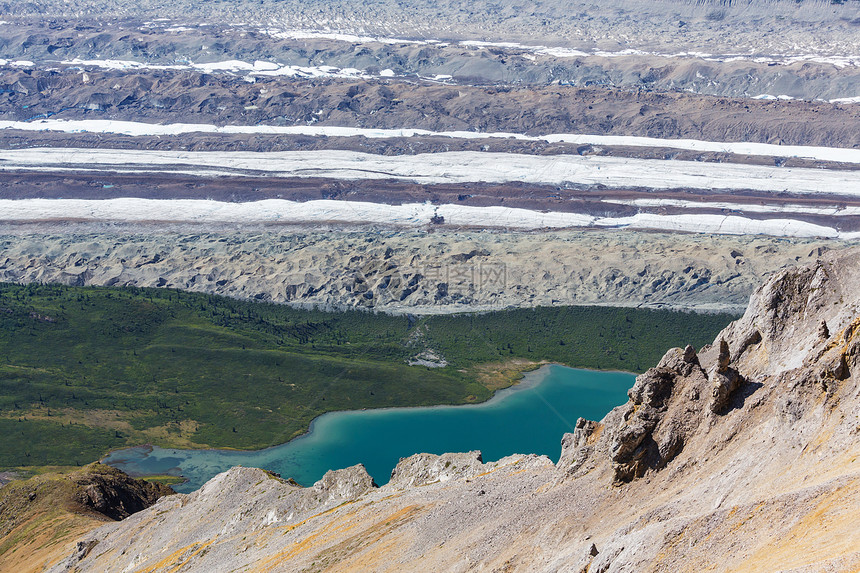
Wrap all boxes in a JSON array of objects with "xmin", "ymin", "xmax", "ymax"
[{"xmin": 0, "ymin": 283, "xmax": 736, "ymax": 468}]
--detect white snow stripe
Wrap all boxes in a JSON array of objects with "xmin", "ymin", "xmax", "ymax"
[
  {"xmin": 3, "ymin": 120, "xmax": 860, "ymax": 164},
  {"xmin": 602, "ymin": 198, "xmax": 860, "ymax": 216},
  {"xmin": 56, "ymin": 58, "xmax": 378, "ymax": 79},
  {"xmin": 1, "ymin": 148, "xmax": 859, "ymax": 196},
  {"xmin": 260, "ymin": 30, "xmax": 860, "ymax": 69},
  {"xmin": 0, "ymin": 198, "xmax": 853, "ymax": 239}
]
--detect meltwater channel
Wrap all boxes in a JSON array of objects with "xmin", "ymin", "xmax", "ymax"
[{"xmin": 103, "ymin": 365, "xmax": 634, "ymax": 492}]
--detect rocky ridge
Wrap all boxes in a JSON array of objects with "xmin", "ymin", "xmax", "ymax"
[
  {"xmin": 4, "ymin": 71, "xmax": 860, "ymax": 147},
  {"xmin": 0, "ymin": 225, "xmax": 838, "ymax": 313},
  {"xmin": 49, "ymin": 247, "xmax": 860, "ymax": 572},
  {"xmin": 0, "ymin": 463, "xmax": 172, "ymax": 573}
]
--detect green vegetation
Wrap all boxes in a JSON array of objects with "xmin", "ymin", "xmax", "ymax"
[
  {"xmin": 0, "ymin": 283, "xmax": 736, "ymax": 468},
  {"xmin": 140, "ymin": 474, "xmax": 187, "ymax": 487},
  {"xmin": 420, "ymin": 305, "xmax": 725, "ymax": 373}
]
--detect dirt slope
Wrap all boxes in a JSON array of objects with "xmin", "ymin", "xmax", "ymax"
[{"xmin": 0, "ymin": 463, "xmax": 172, "ymax": 573}]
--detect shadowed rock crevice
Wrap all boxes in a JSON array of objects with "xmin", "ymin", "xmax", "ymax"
[
  {"xmin": 708, "ymin": 338, "xmax": 744, "ymax": 414},
  {"xmin": 608, "ymin": 345, "xmax": 703, "ymax": 484}
]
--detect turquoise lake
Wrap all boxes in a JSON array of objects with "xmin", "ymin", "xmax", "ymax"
[{"xmin": 102, "ymin": 365, "xmax": 634, "ymax": 493}]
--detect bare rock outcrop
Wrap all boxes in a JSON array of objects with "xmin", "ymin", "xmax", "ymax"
[
  {"xmin": 708, "ymin": 338, "xmax": 743, "ymax": 414},
  {"xmin": 557, "ymin": 417, "xmax": 602, "ymax": 475},
  {"xmin": 562, "ymin": 343, "xmax": 709, "ymax": 484},
  {"xmin": 0, "ymin": 463, "xmax": 172, "ymax": 573},
  {"xmin": 388, "ymin": 451, "xmax": 485, "ymax": 489},
  {"xmin": 303, "ymin": 464, "xmax": 377, "ymax": 507}
]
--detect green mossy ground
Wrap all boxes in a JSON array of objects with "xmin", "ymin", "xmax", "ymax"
[{"xmin": 0, "ymin": 283, "xmax": 736, "ymax": 468}]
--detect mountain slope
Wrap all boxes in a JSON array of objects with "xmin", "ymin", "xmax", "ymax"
[
  {"xmin": 0, "ymin": 464, "xmax": 172, "ymax": 573},
  {"xmin": 49, "ymin": 248, "xmax": 860, "ymax": 572}
]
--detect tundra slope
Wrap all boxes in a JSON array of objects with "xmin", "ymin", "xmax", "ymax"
[
  {"xmin": 51, "ymin": 248, "xmax": 860, "ymax": 572},
  {"xmin": 0, "ymin": 464, "xmax": 172, "ymax": 573}
]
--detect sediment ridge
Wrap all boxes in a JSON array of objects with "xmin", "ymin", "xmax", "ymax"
[{"xmin": 0, "ymin": 225, "xmax": 839, "ymax": 313}]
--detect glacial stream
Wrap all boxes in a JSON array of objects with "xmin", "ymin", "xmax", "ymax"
[{"xmin": 103, "ymin": 365, "xmax": 634, "ymax": 492}]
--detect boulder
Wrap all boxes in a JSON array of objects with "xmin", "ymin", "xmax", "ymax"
[{"xmin": 388, "ymin": 451, "xmax": 485, "ymax": 489}]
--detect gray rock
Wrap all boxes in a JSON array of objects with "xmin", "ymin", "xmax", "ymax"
[
  {"xmin": 309, "ymin": 464, "xmax": 377, "ymax": 504},
  {"xmin": 388, "ymin": 451, "xmax": 485, "ymax": 488},
  {"xmin": 818, "ymin": 320, "xmax": 830, "ymax": 341},
  {"xmin": 607, "ymin": 345, "xmax": 705, "ymax": 483}
]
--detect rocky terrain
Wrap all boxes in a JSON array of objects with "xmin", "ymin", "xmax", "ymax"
[
  {"xmin": 3, "ymin": 26, "xmax": 860, "ymax": 252},
  {"xmin": 4, "ymin": 33, "xmax": 860, "ymax": 103},
  {"xmin": 0, "ymin": 464, "xmax": 172, "ymax": 573},
  {"xmin": 0, "ymin": 224, "xmax": 839, "ymax": 313},
  {"xmin": 41, "ymin": 245, "xmax": 860, "ymax": 572},
  {"xmin": 2, "ymin": 0, "xmax": 860, "ymax": 570},
  {"xmin": 7, "ymin": 0, "xmax": 860, "ymax": 69},
  {"xmin": 4, "ymin": 72, "xmax": 860, "ymax": 146}
]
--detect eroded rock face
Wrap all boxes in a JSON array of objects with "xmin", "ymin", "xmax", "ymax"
[
  {"xmin": 708, "ymin": 339, "xmax": 743, "ymax": 414},
  {"xmin": 815, "ymin": 318, "xmax": 860, "ymax": 391},
  {"xmin": 66, "ymin": 466, "xmax": 172, "ymax": 520},
  {"xmin": 557, "ymin": 417, "xmax": 602, "ymax": 475},
  {"xmin": 607, "ymin": 345, "xmax": 705, "ymax": 484},
  {"xmin": 560, "ymin": 249, "xmax": 860, "ymax": 490},
  {"xmin": 308, "ymin": 465, "xmax": 377, "ymax": 504},
  {"xmin": 718, "ymin": 256, "xmax": 860, "ymax": 375},
  {"xmin": 558, "ymin": 344, "xmax": 711, "ymax": 484},
  {"xmin": 0, "ymin": 463, "xmax": 172, "ymax": 573},
  {"xmin": 388, "ymin": 451, "xmax": 485, "ymax": 489}
]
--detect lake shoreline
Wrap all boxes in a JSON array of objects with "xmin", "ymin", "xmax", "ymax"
[
  {"xmin": 101, "ymin": 362, "xmax": 642, "ymax": 479},
  {"xmin": 103, "ymin": 365, "xmax": 635, "ymax": 491},
  {"xmin": 102, "ymin": 363, "xmax": 560, "ymax": 472}
]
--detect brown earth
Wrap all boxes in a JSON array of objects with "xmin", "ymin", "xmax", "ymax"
[
  {"xmin": 4, "ymin": 70, "xmax": 860, "ymax": 147},
  {"xmin": 0, "ymin": 463, "xmax": 172, "ymax": 573}
]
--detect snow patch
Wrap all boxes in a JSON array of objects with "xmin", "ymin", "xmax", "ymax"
[
  {"xmin": 830, "ymin": 96, "xmax": 860, "ymax": 104},
  {"xmin": 0, "ymin": 198, "xmax": 850, "ymax": 239},
  {"xmin": 752, "ymin": 94, "xmax": 794, "ymax": 101},
  {"xmin": 253, "ymin": 28, "xmax": 860, "ymax": 70},
  {"xmin": 55, "ymin": 58, "xmax": 391, "ymax": 80},
  {"xmin": 594, "ymin": 213, "xmax": 841, "ymax": 238},
  {"xmin": 603, "ymin": 198, "xmax": 860, "ymax": 216},
  {"xmin": 3, "ymin": 120, "xmax": 860, "ymax": 164},
  {"xmin": 261, "ymin": 29, "xmax": 430, "ymax": 46},
  {"xmin": 1, "ymin": 148, "xmax": 859, "ymax": 197}
]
